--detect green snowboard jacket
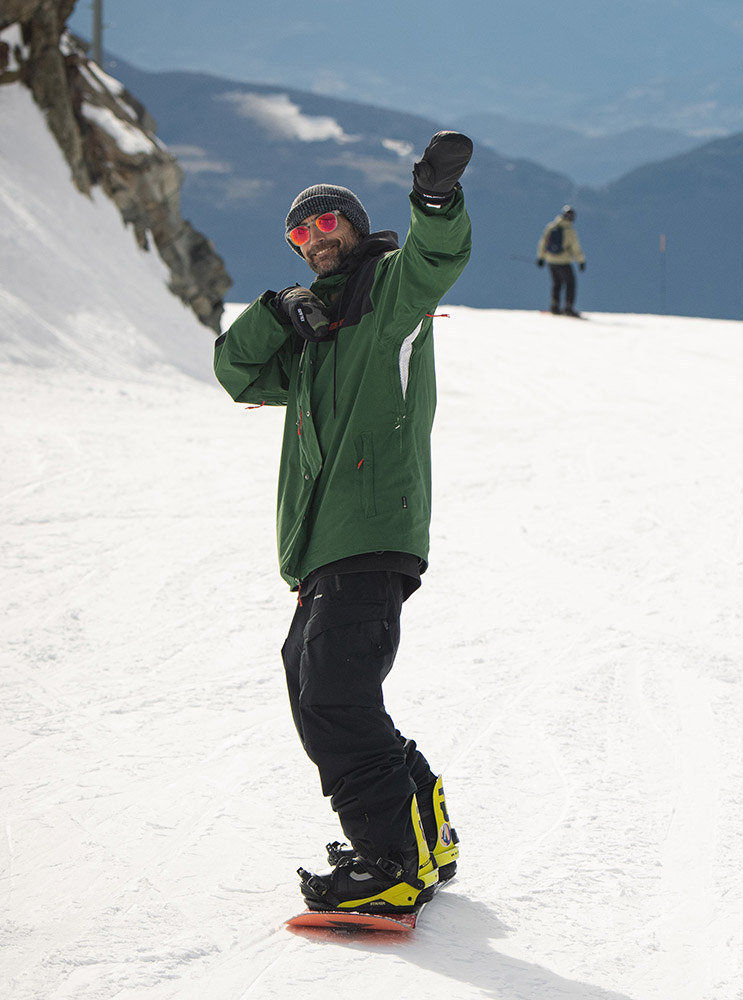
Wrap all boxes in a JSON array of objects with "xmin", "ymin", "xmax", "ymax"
[{"xmin": 214, "ymin": 191, "xmax": 472, "ymax": 590}]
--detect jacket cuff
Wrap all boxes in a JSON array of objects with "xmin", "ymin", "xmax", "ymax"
[{"xmin": 410, "ymin": 184, "xmax": 463, "ymax": 214}]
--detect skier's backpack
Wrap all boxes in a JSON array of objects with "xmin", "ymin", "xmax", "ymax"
[{"xmin": 545, "ymin": 225, "xmax": 564, "ymax": 254}]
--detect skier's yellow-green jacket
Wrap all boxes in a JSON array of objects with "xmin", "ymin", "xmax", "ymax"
[
  {"xmin": 537, "ymin": 215, "xmax": 585, "ymax": 265},
  {"xmin": 214, "ymin": 191, "xmax": 472, "ymax": 590}
]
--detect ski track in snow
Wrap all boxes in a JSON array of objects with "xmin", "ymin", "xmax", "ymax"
[{"xmin": 2, "ymin": 308, "xmax": 743, "ymax": 1000}]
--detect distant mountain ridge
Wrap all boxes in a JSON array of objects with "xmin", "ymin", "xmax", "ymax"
[
  {"xmin": 455, "ymin": 113, "xmax": 705, "ymax": 187},
  {"xmin": 93, "ymin": 58, "xmax": 743, "ymax": 320}
]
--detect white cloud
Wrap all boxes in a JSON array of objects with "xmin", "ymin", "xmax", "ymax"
[
  {"xmin": 168, "ymin": 145, "xmax": 232, "ymax": 174},
  {"xmin": 381, "ymin": 138, "xmax": 414, "ymax": 158},
  {"xmin": 219, "ymin": 91, "xmax": 357, "ymax": 144},
  {"xmin": 309, "ymin": 73, "xmax": 350, "ymax": 99}
]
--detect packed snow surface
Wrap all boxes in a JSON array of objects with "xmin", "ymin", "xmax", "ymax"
[{"xmin": 2, "ymin": 82, "xmax": 743, "ymax": 1000}]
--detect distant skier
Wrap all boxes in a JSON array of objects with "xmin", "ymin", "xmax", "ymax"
[
  {"xmin": 537, "ymin": 205, "xmax": 586, "ymax": 316},
  {"xmin": 213, "ymin": 133, "xmax": 472, "ymax": 914}
]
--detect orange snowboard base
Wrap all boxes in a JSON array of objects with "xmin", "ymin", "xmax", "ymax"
[{"xmin": 286, "ymin": 908, "xmax": 420, "ymax": 933}]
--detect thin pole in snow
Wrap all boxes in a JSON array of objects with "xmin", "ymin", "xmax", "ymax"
[
  {"xmin": 659, "ymin": 233, "xmax": 667, "ymax": 314},
  {"xmin": 92, "ymin": 0, "xmax": 103, "ymax": 66}
]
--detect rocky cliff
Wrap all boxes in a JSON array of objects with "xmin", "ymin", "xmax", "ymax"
[{"xmin": 0, "ymin": 0, "xmax": 231, "ymax": 332}]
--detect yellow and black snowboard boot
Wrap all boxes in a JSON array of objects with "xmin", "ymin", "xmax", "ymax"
[
  {"xmin": 421, "ymin": 775, "xmax": 459, "ymax": 882},
  {"xmin": 299, "ymin": 795, "xmax": 438, "ymax": 913},
  {"xmin": 326, "ymin": 774, "xmax": 460, "ymax": 882}
]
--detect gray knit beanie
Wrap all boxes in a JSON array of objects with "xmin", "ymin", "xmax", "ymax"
[{"xmin": 285, "ymin": 184, "xmax": 370, "ymax": 254}]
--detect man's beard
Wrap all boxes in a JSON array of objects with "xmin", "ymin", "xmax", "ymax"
[{"xmin": 306, "ymin": 232, "xmax": 361, "ymax": 276}]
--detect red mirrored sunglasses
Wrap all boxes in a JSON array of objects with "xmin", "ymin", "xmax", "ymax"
[{"xmin": 288, "ymin": 211, "xmax": 340, "ymax": 247}]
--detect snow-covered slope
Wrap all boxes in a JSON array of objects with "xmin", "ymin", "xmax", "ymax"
[
  {"xmin": 0, "ymin": 84, "xmax": 214, "ymax": 380},
  {"xmin": 2, "ymin": 79, "xmax": 743, "ymax": 1000}
]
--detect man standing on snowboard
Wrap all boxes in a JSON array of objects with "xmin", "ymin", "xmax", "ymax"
[{"xmin": 214, "ymin": 131, "xmax": 473, "ymax": 913}]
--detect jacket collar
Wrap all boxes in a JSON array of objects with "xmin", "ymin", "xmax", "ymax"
[
  {"xmin": 336, "ymin": 230, "xmax": 400, "ymax": 275},
  {"xmin": 313, "ymin": 229, "xmax": 400, "ymax": 285}
]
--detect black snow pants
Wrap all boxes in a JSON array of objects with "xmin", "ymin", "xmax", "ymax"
[
  {"xmin": 549, "ymin": 262, "xmax": 576, "ymax": 310},
  {"xmin": 281, "ymin": 570, "xmax": 437, "ymax": 862}
]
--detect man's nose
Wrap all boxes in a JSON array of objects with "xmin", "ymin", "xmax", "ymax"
[{"xmin": 308, "ymin": 224, "xmax": 331, "ymax": 244}]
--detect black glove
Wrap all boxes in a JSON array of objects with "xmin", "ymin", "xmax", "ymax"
[
  {"xmin": 412, "ymin": 131, "xmax": 473, "ymax": 207},
  {"xmin": 270, "ymin": 285, "xmax": 333, "ymax": 342},
  {"xmin": 579, "ymin": 261, "xmax": 586, "ymax": 272},
  {"xmin": 537, "ymin": 258, "xmax": 545, "ymax": 268}
]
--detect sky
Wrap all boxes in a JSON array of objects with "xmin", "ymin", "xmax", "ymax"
[
  {"xmin": 3, "ymin": 77, "xmax": 743, "ymax": 1000},
  {"xmin": 67, "ymin": 0, "xmax": 743, "ymax": 134}
]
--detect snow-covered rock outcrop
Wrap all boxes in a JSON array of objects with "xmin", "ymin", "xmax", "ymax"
[{"xmin": 0, "ymin": 1, "xmax": 231, "ymax": 331}]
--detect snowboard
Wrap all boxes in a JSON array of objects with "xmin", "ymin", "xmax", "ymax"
[
  {"xmin": 288, "ymin": 846, "xmax": 454, "ymax": 934},
  {"xmin": 286, "ymin": 874, "xmax": 454, "ymax": 934},
  {"xmin": 286, "ymin": 905, "xmax": 423, "ymax": 933},
  {"xmin": 539, "ymin": 310, "xmax": 587, "ymax": 319}
]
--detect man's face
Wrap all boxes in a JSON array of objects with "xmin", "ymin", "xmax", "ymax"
[{"xmin": 300, "ymin": 212, "xmax": 362, "ymax": 276}]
